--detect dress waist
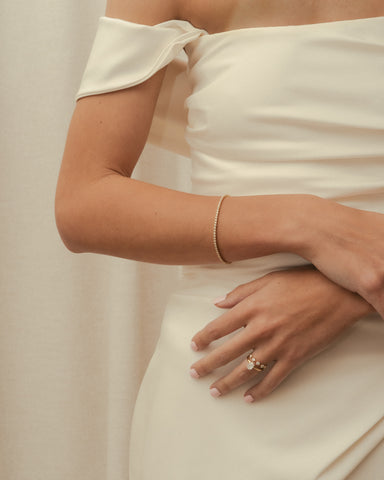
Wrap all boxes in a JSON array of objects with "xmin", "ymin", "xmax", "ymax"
[{"xmin": 180, "ymin": 252, "xmax": 311, "ymax": 298}]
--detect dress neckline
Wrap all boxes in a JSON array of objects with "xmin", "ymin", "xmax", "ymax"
[{"xmin": 196, "ymin": 14, "xmax": 384, "ymax": 39}]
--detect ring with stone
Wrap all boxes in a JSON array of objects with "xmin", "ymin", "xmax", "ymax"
[{"xmin": 246, "ymin": 353, "xmax": 268, "ymax": 372}]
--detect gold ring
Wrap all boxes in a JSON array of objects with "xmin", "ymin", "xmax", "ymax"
[{"xmin": 246, "ymin": 353, "xmax": 268, "ymax": 372}]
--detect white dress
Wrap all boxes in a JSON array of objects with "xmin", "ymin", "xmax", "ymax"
[{"xmin": 76, "ymin": 15, "xmax": 384, "ymax": 479}]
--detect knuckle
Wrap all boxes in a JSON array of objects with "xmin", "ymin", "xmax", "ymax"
[
  {"xmin": 217, "ymin": 378, "xmax": 232, "ymax": 394},
  {"xmin": 215, "ymin": 350, "xmax": 230, "ymax": 366},
  {"xmin": 192, "ymin": 334, "xmax": 202, "ymax": 348},
  {"xmin": 194, "ymin": 363, "xmax": 209, "ymax": 376},
  {"xmin": 238, "ymin": 366, "xmax": 253, "ymax": 381},
  {"xmin": 192, "ymin": 335, "xmax": 206, "ymax": 351},
  {"xmin": 205, "ymin": 322, "xmax": 223, "ymax": 341},
  {"xmin": 256, "ymin": 385, "xmax": 272, "ymax": 400},
  {"xmin": 247, "ymin": 386, "xmax": 263, "ymax": 401},
  {"xmin": 196, "ymin": 325, "xmax": 220, "ymax": 347},
  {"xmin": 251, "ymin": 320, "xmax": 274, "ymax": 340},
  {"xmin": 267, "ymin": 329, "xmax": 292, "ymax": 353},
  {"xmin": 360, "ymin": 267, "xmax": 384, "ymax": 298},
  {"xmin": 284, "ymin": 345, "xmax": 302, "ymax": 364},
  {"xmin": 255, "ymin": 387, "xmax": 268, "ymax": 400},
  {"xmin": 256, "ymin": 377, "xmax": 277, "ymax": 398}
]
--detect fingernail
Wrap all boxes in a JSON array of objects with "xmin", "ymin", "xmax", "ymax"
[
  {"xmin": 244, "ymin": 394, "xmax": 254, "ymax": 403},
  {"xmin": 190, "ymin": 341, "xmax": 198, "ymax": 351},
  {"xmin": 210, "ymin": 387, "xmax": 221, "ymax": 398},
  {"xmin": 213, "ymin": 295, "xmax": 227, "ymax": 305},
  {"xmin": 189, "ymin": 368, "xmax": 200, "ymax": 379}
]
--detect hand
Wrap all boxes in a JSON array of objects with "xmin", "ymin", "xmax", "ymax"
[
  {"xmin": 189, "ymin": 266, "xmax": 375, "ymax": 402},
  {"xmin": 297, "ymin": 197, "xmax": 384, "ymax": 318}
]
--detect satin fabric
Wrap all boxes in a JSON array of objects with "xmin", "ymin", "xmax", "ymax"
[{"xmin": 77, "ymin": 15, "xmax": 384, "ymax": 479}]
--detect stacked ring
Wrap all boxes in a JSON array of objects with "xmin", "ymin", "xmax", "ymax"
[{"xmin": 246, "ymin": 353, "xmax": 268, "ymax": 372}]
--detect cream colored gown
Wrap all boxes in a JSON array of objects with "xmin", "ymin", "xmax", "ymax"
[{"xmin": 76, "ymin": 15, "xmax": 384, "ymax": 479}]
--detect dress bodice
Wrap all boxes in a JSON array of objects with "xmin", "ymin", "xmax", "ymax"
[
  {"xmin": 76, "ymin": 22, "xmax": 384, "ymax": 476},
  {"xmin": 76, "ymin": 15, "xmax": 384, "ymax": 210},
  {"xmin": 76, "ymin": 15, "xmax": 384, "ymax": 280},
  {"xmin": 184, "ymin": 18, "xmax": 384, "ymax": 208}
]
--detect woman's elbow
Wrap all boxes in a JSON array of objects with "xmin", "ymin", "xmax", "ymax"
[{"xmin": 54, "ymin": 195, "xmax": 86, "ymax": 254}]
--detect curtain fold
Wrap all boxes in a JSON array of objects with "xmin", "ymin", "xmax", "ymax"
[{"xmin": 0, "ymin": 1, "xmax": 189, "ymax": 477}]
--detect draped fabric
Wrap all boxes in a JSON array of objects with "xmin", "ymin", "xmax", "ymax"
[
  {"xmin": 73, "ymin": 13, "xmax": 384, "ymax": 479},
  {"xmin": 2, "ymin": 1, "xmax": 384, "ymax": 478},
  {"xmin": 0, "ymin": 2, "xmax": 188, "ymax": 478}
]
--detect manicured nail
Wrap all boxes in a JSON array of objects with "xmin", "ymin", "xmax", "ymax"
[
  {"xmin": 190, "ymin": 341, "xmax": 198, "ymax": 351},
  {"xmin": 213, "ymin": 295, "xmax": 227, "ymax": 305},
  {"xmin": 210, "ymin": 387, "xmax": 221, "ymax": 398},
  {"xmin": 189, "ymin": 368, "xmax": 200, "ymax": 379},
  {"xmin": 244, "ymin": 394, "xmax": 254, "ymax": 403}
]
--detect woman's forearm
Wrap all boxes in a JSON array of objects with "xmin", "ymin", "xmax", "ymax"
[{"xmin": 55, "ymin": 171, "xmax": 314, "ymax": 265}]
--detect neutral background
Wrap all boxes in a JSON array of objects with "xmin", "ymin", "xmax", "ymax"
[{"xmin": 1, "ymin": 1, "xmax": 190, "ymax": 478}]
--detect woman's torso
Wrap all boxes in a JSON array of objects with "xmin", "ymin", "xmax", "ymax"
[
  {"xmin": 128, "ymin": 6, "xmax": 384, "ymax": 477},
  {"xmin": 174, "ymin": 0, "xmax": 384, "ymax": 290}
]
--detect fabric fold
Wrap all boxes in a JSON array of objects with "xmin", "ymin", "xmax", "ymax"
[{"xmin": 75, "ymin": 16, "xmax": 206, "ymax": 100}]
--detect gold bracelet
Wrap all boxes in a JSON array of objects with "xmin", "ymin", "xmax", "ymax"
[{"xmin": 213, "ymin": 195, "xmax": 231, "ymax": 264}]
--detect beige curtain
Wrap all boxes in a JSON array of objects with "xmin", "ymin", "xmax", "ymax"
[{"xmin": 1, "ymin": 1, "xmax": 190, "ymax": 477}]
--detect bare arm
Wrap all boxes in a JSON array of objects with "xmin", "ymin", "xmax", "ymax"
[
  {"xmin": 55, "ymin": 0, "xmax": 310, "ymax": 265},
  {"xmin": 55, "ymin": 0, "xmax": 384, "ymax": 318}
]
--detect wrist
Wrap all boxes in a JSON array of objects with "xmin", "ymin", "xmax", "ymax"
[
  {"xmin": 218, "ymin": 194, "xmax": 321, "ymax": 261},
  {"xmin": 341, "ymin": 290, "xmax": 377, "ymax": 323},
  {"xmin": 278, "ymin": 194, "xmax": 322, "ymax": 257},
  {"xmin": 289, "ymin": 194, "xmax": 333, "ymax": 260},
  {"xmin": 313, "ymin": 268, "xmax": 376, "ymax": 323}
]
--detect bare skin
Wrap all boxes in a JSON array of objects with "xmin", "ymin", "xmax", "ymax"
[
  {"xmin": 181, "ymin": 0, "xmax": 384, "ymax": 35},
  {"xmin": 190, "ymin": 267, "xmax": 376, "ymax": 402},
  {"xmin": 55, "ymin": 0, "xmax": 384, "ymax": 401},
  {"xmin": 181, "ymin": 0, "xmax": 384, "ymax": 401}
]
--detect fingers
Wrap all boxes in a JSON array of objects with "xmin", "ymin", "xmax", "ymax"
[
  {"xmin": 190, "ymin": 327, "xmax": 256, "ymax": 376},
  {"xmin": 243, "ymin": 360, "xmax": 292, "ymax": 402},
  {"xmin": 190, "ymin": 335, "xmax": 293, "ymax": 402},
  {"xmin": 214, "ymin": 277, "xmax": 265, "ymax": 308},
  {"xmin": 191, "ymin": 303, "xmax": 255, "ymax": 350},
  {"xmin": 209, "ymin": 357, "xmax": 291, "ymax": 403},
  {"xmin": 208, "ymin": 353, "xmax": 275, "ymax": 398}
]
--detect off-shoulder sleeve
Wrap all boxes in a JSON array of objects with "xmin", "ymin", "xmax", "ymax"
[{"xmin": 75, "ymin": 16, "xmax": 205, "ymax": 100}]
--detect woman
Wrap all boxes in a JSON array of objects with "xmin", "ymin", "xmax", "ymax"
[{"xmin": 55, "ymin": 0, "xmax": 384, "ymax": 478}]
